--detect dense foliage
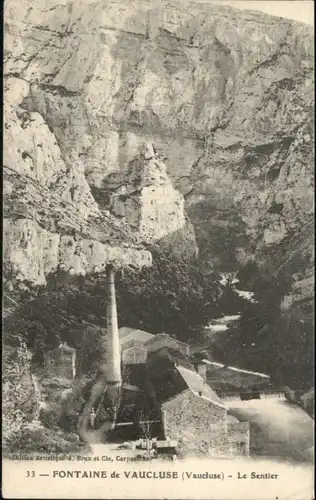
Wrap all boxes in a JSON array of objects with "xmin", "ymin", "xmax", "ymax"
[
  {"xmin": 2, "ymin": 342, "xmax": 34, "ymax": 445},
  {"xmin": 2, "ymin": 340, "xmax": 89, "ymax": 456},
  {"xmin": 114, "ymin": 247, "xmax": 221, "ymax": 343},
  {"xmin": 212, "ymin": 263, "xmax": 313, "ymax": 388},
  {"xmin": 3, "ymin": 253, "xmax": 313, "ymax": 390}
]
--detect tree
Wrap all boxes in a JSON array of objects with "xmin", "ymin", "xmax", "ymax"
[
  {"xmin": 114, "ymin": 248, "xmax": 220, "ymax": 343},
  {"xmin": 269, "ymin": 311, "xmax": 313, "ymax": 387},
  {"xmin": 76, "ymin": 325, "xmax": 105, "ymax": 377},
  {"xmin": 217, "ymin": 263, "xmax": 314, "ymax": 388}
]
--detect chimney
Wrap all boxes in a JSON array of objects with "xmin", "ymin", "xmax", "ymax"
[
  {"xmin": 105, "ymin": 264, "xmax": 122, "ymax": 403},
  {"xmin": 195, "ymin": 361, "xmax": 207, "ymax": 382}
]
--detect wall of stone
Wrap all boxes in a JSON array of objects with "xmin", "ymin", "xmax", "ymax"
[
  {"xmin": 227, "ymin": 421, "xmax": 250, "ymax": 457},
  {"xmin": 122, "ymin": 347, "xmax": 147, "ymax": 364},
  {"xmin": 162, "ymin": 389, "xmax": 228, "ymax": 456},
  {"xmin": 162, "ymin": 389, "xmax": 250, "ymax": 457},
  {"xmin": 44, "ymin": 352, "xmax": 75, "ymax": 380}
]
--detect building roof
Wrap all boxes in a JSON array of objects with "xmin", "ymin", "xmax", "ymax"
[
  {"xmin": 48, "ymin": 342, "xmax": 76, "ymax": 354},
  {"xmin": 148, "ymin": 364, "xmax": 187, "ymax": 404},
  {"xmin": 202, "ymin": 359, "xmax": 271, "ymax": 390},
  {"xmin": 119, "ymin": 327, "xmax": 155, "ymax": 345},
  {"xmin": 119, "ymin": 327, "xmax": 138, "ymax": 339},
  {"xmin": 176, "ymin": 365, "xmax": 226, "ymax": 408},
  {"xmin": 147, "ymin": 352, "xmax": 227, "ymax": 409},
  {"xmin": 145, "ymin": 333, "xmax": 188, "ymax": 348},
  {"xmin": 147, "ymin": 346, "xmax": 192, "ymax": 370}
]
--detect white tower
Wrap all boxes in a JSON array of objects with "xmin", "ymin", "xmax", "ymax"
[{"xmin": 105, "ymin": 264, "xmax": 122, "ymax": 404}]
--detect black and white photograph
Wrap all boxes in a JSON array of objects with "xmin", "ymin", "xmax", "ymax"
[{"xmin": 2, "ymin": 0, "xmax": 314, "ymax": 498}]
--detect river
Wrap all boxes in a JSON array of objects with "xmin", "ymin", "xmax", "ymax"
[
  {"xmin": 88, "ymin": 397, "xmax": 313, "ymax": 463},
  {"xmin": 228, "ymin": 398, "xmax": 314, "ymax": 463}
]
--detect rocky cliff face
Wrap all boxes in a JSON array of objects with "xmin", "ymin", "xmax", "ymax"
[
  {"xmin": 4, "ymin": 25, "xmax": 192, "ymax": 292},
  {"xmin": 4, "ymin": 0, "xmax": 314, "ymax": 307}
]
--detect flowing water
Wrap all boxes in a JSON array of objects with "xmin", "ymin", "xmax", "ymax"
[{"xmin": 228, "ymin": 397, "xmax": 314, "ymax": 463}]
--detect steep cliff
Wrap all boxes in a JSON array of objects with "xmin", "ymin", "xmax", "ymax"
[
  {"xmin": 4, "ymin": 0, "xmax": 314, "ymax": 308},
  {"xmin": 4, "ymin": 67, "xmax": 192, "ymax": 294}
]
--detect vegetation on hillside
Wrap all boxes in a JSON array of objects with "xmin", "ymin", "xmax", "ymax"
[
  {"xmin": 3, "ymin": 252, "xmax": 313, "ymax": 390},
  {"xmin": 2, "ymin": 341, "xmax": 87, "ymax": 456},
  {"xmin": 211, "ymin": 262, "xmax": 313, "ymax": 389},
  {"xmin": 115, "ymin": 247, "xmax": 221, "ymax": 343},
  {"xmin": 3, "ymin": 247, "xmax": 313, "ymax": 456},
  {"xmin": 4, "ymin": 248, "xmax": 221, "ymax": 363}
]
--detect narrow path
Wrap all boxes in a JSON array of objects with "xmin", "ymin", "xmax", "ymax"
[{"xmin": 81, "ymin": 422, "xmax": 114, "ymax": 457}]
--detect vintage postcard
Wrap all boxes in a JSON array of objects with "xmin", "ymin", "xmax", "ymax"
[{"xmin": 2, "ymin": 0, "xmax": 314, "ymax": 498}]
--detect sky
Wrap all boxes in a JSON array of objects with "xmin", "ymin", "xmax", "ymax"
[{"xmin": 208, "ymin": 1, "xmax": 314, "ymax": 25}]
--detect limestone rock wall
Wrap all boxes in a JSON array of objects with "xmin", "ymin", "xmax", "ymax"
[
  {"xmin": 4, "ymin": 2, "xmax": 195, "ymax": 288},
  {"xmin": 103, "ymin": 144, "xmax": 187, "ymax": 243},
  {"xmin": 3, "ymin": 164, "xmax": 153, "ymax": 287},
  {"xmin": 4, "ymin": 0, "xmax": 314, "ymax": 304}
]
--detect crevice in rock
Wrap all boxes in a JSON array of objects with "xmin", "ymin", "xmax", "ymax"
[
  {"xmin": 247, "ymin": 26, "xmax": 292, "ymax": 76},
  {"xmin": 268, "ymin": 201, "xmax": 284, "ymax": 215},
  {"xmin": 38, "ymin": 84, "xmax": 81, "ymax": 97}
]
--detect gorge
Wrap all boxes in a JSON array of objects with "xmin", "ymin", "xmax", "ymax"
[{"xmin": 3, "ymin": 0, "xmax": 314, "ymax": 455}]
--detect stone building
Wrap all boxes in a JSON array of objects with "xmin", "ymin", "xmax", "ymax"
[
  {"xmin": 114, "ymin": 346, "xmax": 250, "ymax": 457},
  {"xmin": 122, "ymin": 345, "xmax": 148, "ymax": 364},
  {"xmin": 146, "ymin": 350, "xmax": 248, "ymax": 456},
  {"xmin": 119, "ymin": 327, "xmax": 154, "ymax": 349},
  {"xmin": 107, "ymin": 320, "xmax": 249, "ymax": 457},
  {"xmin": 145, "ymin": 333, "xmax": 189, "ymax": 356},
  {"xmin": 119, "ymin": 327, "xmax": 155, "ymax": 364},
  {"xmin": 118, "ymin": 327, "xmax": 190, "ymax": 364},
  {"xmin": 44, "ymin": 342, "xmax": 76, "ymax": 380}
]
